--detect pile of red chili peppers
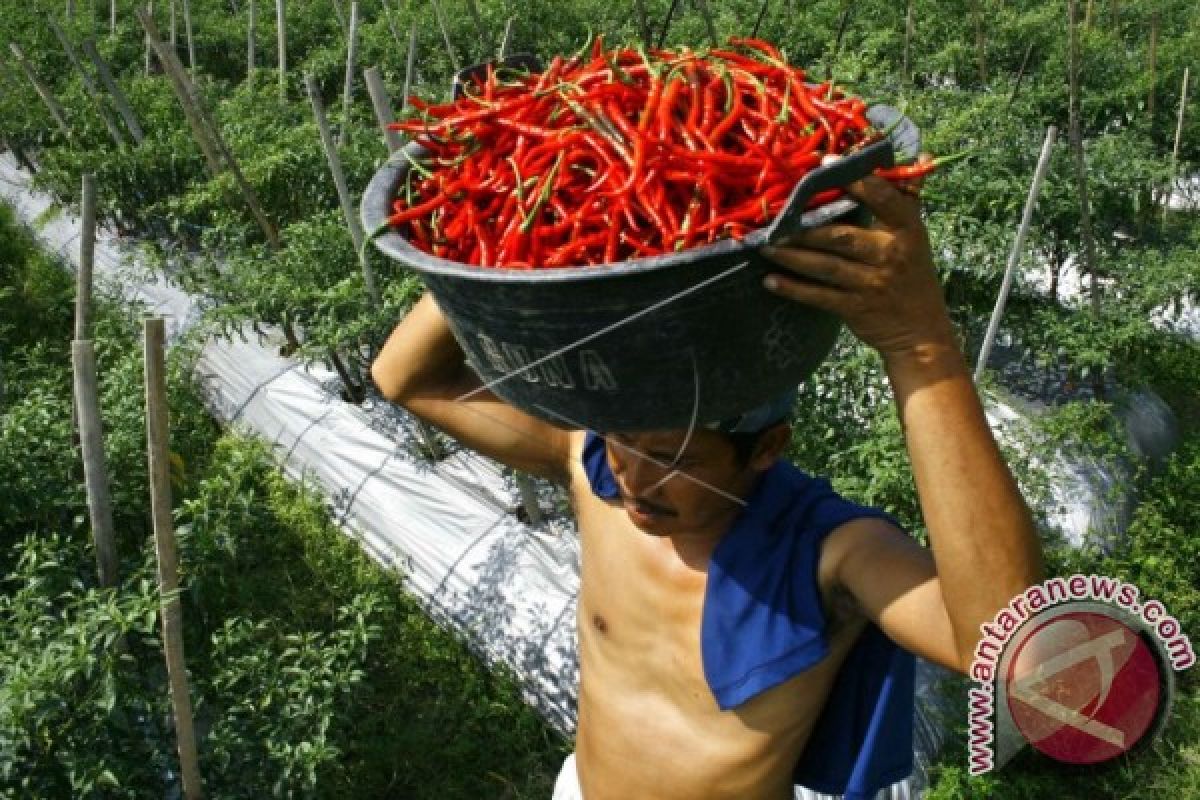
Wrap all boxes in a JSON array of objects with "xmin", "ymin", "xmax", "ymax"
[{"xmin": 388, "ymin": 37, "xmax": 930, "ymax": 269}]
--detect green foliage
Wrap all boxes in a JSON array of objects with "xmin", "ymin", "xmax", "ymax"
[
  {"xmin": 0, "ymin": 532, "xmax": 169, "ymax": 798},
  {"xmin": 0, "ymin": 1, "xmax": 1196, "ymax": 797}
]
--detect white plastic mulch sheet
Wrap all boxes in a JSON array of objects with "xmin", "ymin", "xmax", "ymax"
[{"xmin": 1, "ymin": 154, "xmax": 978, "ymax": 796}]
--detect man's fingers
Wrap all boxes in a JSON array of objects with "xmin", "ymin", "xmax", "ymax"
[
  {"xmin": 780, "ymin": 225, "xmax": 893, "ymax": 265},
  {"xmin": 760, "ymin": 245, "xmax": 879, "ymax": 290},
  {"xmin": 844, "ymin": 174, "xmax": 921, "ymax": 229},
  {"xmin": 762, "ymin": 273, "xmax": 853, "ymax": 316}
]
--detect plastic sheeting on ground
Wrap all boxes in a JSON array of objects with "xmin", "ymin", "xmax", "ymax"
[{"xmin": 4, "ymin": 153, "xmax": 1028, "ymax": 798}]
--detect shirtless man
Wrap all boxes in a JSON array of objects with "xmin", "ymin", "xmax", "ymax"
[{"xmin": 370, "ymin": 173, "xmax": 1045, "ymax": 799}]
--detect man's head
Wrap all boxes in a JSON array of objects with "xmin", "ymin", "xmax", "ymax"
[{"xmin": 602, "ymin": 391, "xmax": 796, "ymax": 538}]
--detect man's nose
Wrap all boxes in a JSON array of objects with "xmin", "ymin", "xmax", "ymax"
[{"xmin": 619, "ymin": 452, "xmax": 674, "ymax": 496}]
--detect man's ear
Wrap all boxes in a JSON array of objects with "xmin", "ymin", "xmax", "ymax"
[{"xmin": 750, "ymin": 422, "xmax": 792, "ymax": 471}]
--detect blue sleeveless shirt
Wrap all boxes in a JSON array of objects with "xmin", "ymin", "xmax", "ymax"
[{"xmin": 582, "ymin": 432, "xmax": 915, "ymax": 799}]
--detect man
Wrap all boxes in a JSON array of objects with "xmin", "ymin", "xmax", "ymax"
[{"xmin": 370, "ymin": 172, "xmax": 1045, "ymax": 799}]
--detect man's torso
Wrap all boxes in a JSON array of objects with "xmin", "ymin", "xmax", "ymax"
[{"xmin": 566, "ymin": 433, "xmax": 870, "ymax": 800}]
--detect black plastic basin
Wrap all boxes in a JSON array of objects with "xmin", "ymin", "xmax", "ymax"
[{"xmin": 361, "ymin": 104, "xmax": 915, "ymax": 432}]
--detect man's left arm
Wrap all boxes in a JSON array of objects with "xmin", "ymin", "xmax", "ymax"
[{"xmin": 761, "ymin": 173, "xmax": 1045, "ymax": 674}]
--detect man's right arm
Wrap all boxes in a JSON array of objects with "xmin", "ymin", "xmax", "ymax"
[{"xmin": 370, "ymin": 292, "xmax": 573, "ymax": 485}]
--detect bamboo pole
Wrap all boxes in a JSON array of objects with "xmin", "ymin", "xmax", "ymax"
[
  {"xmin": 658, "ymin": 0, "xmax": 681, "ymax": 48},
  {"xmin": 516, "ymin": 475, "xmax": 543, "ymax": 526},
  {"xmin": 973, "ymin": 0, "xmax": 988, "ymax": 84},
  {"xmin": 1008, "ymin": 42, "xmax": 1035, "ymax": 106},
  {"xmin": 304, "ymin": 73, "xmax": 378, "ymax": 305},
  {"xmin": 337, "ymin": 0, "xmax": 360, "ymax": 148},
  {"xmin": 136, "ymin": 10, "xmax": 222, "ymax": 173},
  {"xmin": 247, "ymin": 0, "xmax": 256, "ymax": 80},
  {"xmin": 144, "ymin": 317, "xmax": 204, "ymax": 800},
  {"xmin": 827, "ymin": 6, "xmax": 853, "ymax": 82},
  {"xmin": 111, "ymin": 0, "xmax": 117, "ymax": 33},
  {"xmin": 694, "ymin": 0, "xmax": 719, "ymax": 47},
  {"xmin": 72, "ymin": 177, "xmax": 117, "ymax": 591},
  {"xmin": 429, "ymin": 0, "xmax": 461, "ymax": 75},
  {"xmin": 276, "ymin": 0, "xmax": 287, "ymax": 101},
  {"xmin": 464, "ymin": 0, "xmax": 492, "ymax": 55},
  {"xmin": 182, "ymin": 0, "xmax": 196, "ymax": 74},
  {"xmin": 1147, "ymin": 12, "xmax": 1159, "ymax": 121},
  {"xmin": 7, "ymin": 45, "xmax": 73, "ymax": 141},
  {"xmin": 140, "ymin": 8, "xmax": 281, "ymax": 248},
  {"xmin": 76, "ymin": 173, "xmax": 98, "ymax": 341},
  {"xmin": 83, "ymin": 38, "xmax": 146, "ymax": 145},
  {"xmin": 73, "ymin": 340, "xmax": 119, "ymax": 588},
  {"xmin": 378, "ymin": 0, "xmax": 405, "ymax": 50},
  {"xmin": 47, "ymin": 15, "xmax": 125, "ymax": 147},
  {"xmin": 634, "ymin": 0, "xmax": 652, "ymax": 47},
  {"xmin": 499, "ymin": 16, "xmax": 516, "ymax": 60},
  {"xmin": 331, "ymin": 0, "xmax": 347, "ymax": 36},
  {"xmin": 363, "ymin": 66, "xmax": 402, "ymax": 153},
  {"xmin": 145, "ymin": 1, "xmax": 154, "ymax": 77},
  {"xmin": 170, "ymin": 0, "xmax": 178, "ymax": 47},
  {"xmin": 1164, "ymin": 67, "xmax": 1190, "ymax": 223},
  {"xmin": 401, "ymin": 23, "xmax": 416, "ymax": 112},
  {"xmin": 902, "ymin": 0, "xmax": 914, "ymax": 84},
  {"xmin": 1066, "ymin": 0, "xmax": 1100, "ymax": 327},
  {"xmin": 975, "ymin": 126, "xmax": 1058, "ymax": 382}
]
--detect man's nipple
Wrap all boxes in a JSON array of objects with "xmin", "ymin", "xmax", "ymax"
[{"xmin": 592, "ymin": 613, "xmax": 609, "ymax": 634}]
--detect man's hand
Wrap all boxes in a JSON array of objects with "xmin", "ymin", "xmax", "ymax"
[
  {"xmin": 759, "ymin": 167, "xmax": 1045, "ymax": 673},
  {"xmin": 759, "ymin": 166, "xmax": 956, "ymax": 361}
]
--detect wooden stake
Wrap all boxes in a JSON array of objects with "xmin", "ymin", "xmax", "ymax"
[
  {"xmin": 139, "ymin": 8, "xmax": 281, "ymax": 248},
  {"xmin": 975, "ymin": 126, "xmax": 1057, "ymax": 382},
  {"xmin": 182, "ymin": 0, "xmax": 197, "ymax": 74},
  {"xmin": 74, "ymin": 340, "xmax": 119, "ymax": 588},
  {"xmin": 144, "ymin": 318, "xmax": 204, "ymax": 800},
  {"xmin": 276, "ymin": 0, "xmax": 287, "ymax": 101},
  {"xmin": 337, "ymin": 0, "xmax": 360, "ymax": 148},
  {"xmin": 1165, "ymin": 67, "xmax": 1190, "ymax": 222},
  {"xmin": 83, "ymin": 38, "xmax": 146, "ymax": 145},
  {"xmin": 429, "ymin": 0, "xmax": 461, "ymax": 75},
  {"xmin": 7, "ymin": 45, "xmax": 73, "ymax": 141},
  {"xmin": 304, "ymin": 73, "xmax": 378, "ymax": 305},
  {"xmin": 47, "ymin": 15, "xmax": 125, "ymax": 147},
  {"xmin": 247, "ymin": 0, "xmax": 256, "ymax": 80},
  {"xmin": 363, "ymin": 66, "xmax": 402, "ymax": 153}
]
